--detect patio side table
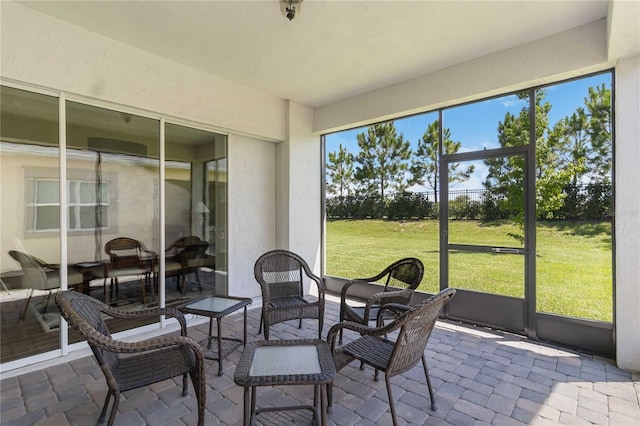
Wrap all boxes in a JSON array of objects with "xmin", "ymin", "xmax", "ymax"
[
  {"xmin": 234, "ymin": 339, "xmax": 336, "ymax": 426},
  {"xmin": 180, "ymin": 295, "xmax": 252, "ymax": 376}
]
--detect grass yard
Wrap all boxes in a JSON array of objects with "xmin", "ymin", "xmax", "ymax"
[{"xmin": 325, "ymin": 219, "xmax": 613, "ymax": 322}]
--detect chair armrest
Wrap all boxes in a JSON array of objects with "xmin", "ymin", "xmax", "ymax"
[
  {"xmin": 327, "ymin": 317, "xmax": 404, "ymax": 352},
  {"xmin": 90, "ymin": 332, "xmax": 203, "ymax": 357},
  {"xmin": 340, "ymin": 280, "xmax": 370, "ymax": 305},
  {"xmin": 375, "ymin": 302, "xmax": 411, "ymax": 327},
  {"xmin": 101, "ymin": 306, "xmax": 188, "ymax": 335}
]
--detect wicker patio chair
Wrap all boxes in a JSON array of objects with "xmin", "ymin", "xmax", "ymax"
[
  {"xmin": 9, "ymin": 250, "xmax": 83, "ymax": 319},
  {"xmin": 339, "ymin": 257, "xmax": 424, "ymax": 344},
  {"xmin": 104, "ymin": 237, "xmax": 157, "ymax": 305},
  {"xmin": 254, "ymin": 250, "xmax": 325, "ymax": 340},
  {"xmin": 327, "ymin": 288, "xmax": 456, "ymax": 426},
  {"xmin": 55, "ymin": 291, "xmax": 206, "ymax": 426}
]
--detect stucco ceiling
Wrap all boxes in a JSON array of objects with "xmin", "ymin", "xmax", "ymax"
[{"xmin": 18, "ymin": 1, "xmax": 631, "ymax": 109}]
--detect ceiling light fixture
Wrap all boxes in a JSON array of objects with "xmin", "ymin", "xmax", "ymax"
[{"xmin": 280, "ymin": 0, "xmax": 302, "ymax": 21}]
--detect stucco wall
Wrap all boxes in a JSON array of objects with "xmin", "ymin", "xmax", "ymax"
[
  {"xmin": 0, "ymin": 2, "xmax": 286, "ymax": 142},
  {"xmin": 227, "ymin": 134, "xmax": 277, "ymax": 298},
  {"xmin": 614, "ymin": 55, "xmax": 640, "ymax": 372}
]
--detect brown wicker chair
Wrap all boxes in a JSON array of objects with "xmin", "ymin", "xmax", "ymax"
[
  {"xmin": 339, "ymin": 257, "xmax": 424, "ymax": 344},
  {"xmin": 55, "ymin": 291, "xmax": 206, "ymax": 426},
  {"xmin": 104, "ymin": 237, "xmax": 157, "ymax": 305},
  {"xmin": 254, "ymin": 250, "xmax": 325, "ymax": 340},
  {"xmin": 327, "ymin": 288, "xmax": 456, "ymax": 426}
]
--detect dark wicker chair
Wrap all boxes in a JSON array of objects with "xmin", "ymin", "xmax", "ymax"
[
  {"xmin": 104, "ymin": 237, "xmax": 157, "ymax": 305},
  {"xmin": 161, "ymin": 236, "xmax": 213, "ymax": 295},
  {"xmin": 55, "ymin": 291, "xmax": 206, "ymax": 426},
  {"xmin": 339, "ymin": 257, "xmax": 424, "ymax": 344},
  {"xmin": 327, "ymin": 288, "xmax": 456, "ymax": 426},
  {"xmin": 254, "ymin": 250, "xmax": 325, "ymax": 340}
]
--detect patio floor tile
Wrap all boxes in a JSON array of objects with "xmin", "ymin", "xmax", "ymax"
[{"xmin": 1, "ymin": 297, "xmax": 638, "ymax": 425}]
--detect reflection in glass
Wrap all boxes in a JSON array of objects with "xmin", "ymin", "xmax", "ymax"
[
  {"xmin": 66, "ymin": 102, "xmax": 160, "ymax": 337},
  {"xmin": 0, "ymin": 86, "xmax": 61, "ymax": 362},
  {"xmin": 165, "ymin": 124, "xmax": 227, "ymax": 300}
]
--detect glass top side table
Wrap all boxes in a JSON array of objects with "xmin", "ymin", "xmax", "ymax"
[
  {"xmin": 180, "ymin": 294, "xmax": 252, "ymax": 376},
  {"xmin": 234, "ymin": 339, "xmax": 336, "ymax": 426}
]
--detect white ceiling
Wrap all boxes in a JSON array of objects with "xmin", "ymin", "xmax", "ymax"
[{"xmin": 18, "ymin": 0, "xmax": 626, "ymax": 109}]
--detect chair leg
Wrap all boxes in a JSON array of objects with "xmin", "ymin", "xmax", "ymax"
[
  {"xmin": 106, "ymin": 392, "xmax": 120, "ymax": 426},
  {"xmin": 98, "ymin": 390, "xmax": 113, "ymax": 423},
  {"xmin": 258, "ymin": 311, "xmax": 263, "ymax": 334},
  {"xmin": 327, "ymin": 383, "xmax": 333, "ymax": 407},
  {"xmin": 385, "ymin": 377, "xmax": 398, "ymax": 426},
  {"xmin": 182, "ymin": 373, "xmax": 189, "ymax": 397},
  {"xmin": 195, "ymin": 269, "xmax": 202, "ymax": 292},
  {"xmin": 422, "ymin": 355, "xmax": 437, "ymax": 411},
  {"xmin": 298, "ymin": 318, "xmax": 302, "ymax": 329},
  {"xmin": 318, "ymin": 314, "xmax": 324, "ymax": 339},
  {"xmin": 19, "ymin": 288, "xmax": 35, "ymax": 320},
  {"xmin": 41, "ymin": 290, "xmax": 54, "ymax": 315}
]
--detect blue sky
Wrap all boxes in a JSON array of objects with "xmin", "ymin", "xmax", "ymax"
[{"xmin": 325, "ymin": 72, "xmax": 612, "ymax": 192}]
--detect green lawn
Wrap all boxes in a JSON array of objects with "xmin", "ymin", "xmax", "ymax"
[{"xmin": 325, "ymin": 219, "xmax": 613, "ymax": 322}]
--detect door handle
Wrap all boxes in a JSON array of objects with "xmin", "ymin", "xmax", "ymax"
[{"xmin": 491, "ymin": 247, "xmax": 524, "ymax": 254}]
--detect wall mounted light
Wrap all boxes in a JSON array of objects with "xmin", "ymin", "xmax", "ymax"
[{"xmin": 280, "ymin": 0, "xmax": 302, "ymax": 21}]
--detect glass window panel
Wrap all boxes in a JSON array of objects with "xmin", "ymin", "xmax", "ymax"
[
  {"xmin": 165, "ymin": 123, "xmax": 227, "ymax": 299},
  {"xmin": 79, "ymin": 181, "xmax": 96, "ymax": 203},
  {"xmin": 66, "ymin": 101, "xmax": 160, "ymax": 337},
  {"xmin": 36, "ymin": 180, "xmax": 59, "ymax": 203},
  {"xmin": 1, "ymin": 85, "xmax": 61, "ymax": 362},
  {"xmin": 36, "ymin": 206, "xmax": 60, "ymax": 230}
]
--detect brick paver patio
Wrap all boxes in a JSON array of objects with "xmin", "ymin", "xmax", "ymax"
[{"xmin": 1, "ymin": 296, "xmax": 639, "ymax": 425}]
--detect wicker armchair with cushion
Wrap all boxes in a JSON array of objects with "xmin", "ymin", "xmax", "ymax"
[
  {"xmin": 339, "ymin": 257, "xmax": 424, "ymax": 344},
  {"xmin": 56, "ymin": 291, "xmax": 206, "ymax": 426},
  {"xmin": 327, "ymin": 288, "xmax": 456, "ymax": 426},
  {"xmin": 254, "ymin": 249, "xmax": 325, "ymax": 340}
]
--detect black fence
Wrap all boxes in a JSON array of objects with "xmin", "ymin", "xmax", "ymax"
[{"xmin": 326, "ymin": 183, "xmax": 612, "ymax": 221}]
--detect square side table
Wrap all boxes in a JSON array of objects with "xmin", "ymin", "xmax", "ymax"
[
  {"xmin": 180, "ymin": 295, "xmax": 252, "ymax": 376},
  {"xmin": 234, "ymin": 339, "xmax": 336, "ymax": 426}
]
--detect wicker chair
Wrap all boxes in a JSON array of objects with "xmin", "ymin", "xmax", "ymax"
[
  {"xmin": 339, "ymin": 257, "xmax": 424, "ymax": 344},
  {"xmin": 327, "ymin": 288, "xmax": 456, "ymax": 426},
  {"xmin": 104, "ymin": 237, "xmax": 157, "ymax": 305},
  {"xmin": 8, "ymin": 250, "xmax": 83, "ymax": 319},
  {"xmin": 254, "ymin": 250, "xmax": 325, "ymax": 340},
  {"xmin": 55, "ymin": 291, "xmax": 206, "ymax": 426}
]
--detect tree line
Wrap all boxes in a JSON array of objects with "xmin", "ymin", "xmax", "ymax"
[{"xmin": 326, "ymin": 84, "xmax": 612, "ymax": 221}]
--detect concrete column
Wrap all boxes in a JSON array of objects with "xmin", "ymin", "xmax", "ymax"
[{"xmin": 614, "ymin": 55, "xmax": 640, "ymax": 372}]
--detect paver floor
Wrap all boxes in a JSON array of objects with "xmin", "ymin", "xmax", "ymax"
[{"xmin": 1, "ymin": 297, "xmax": 638, "ymax": 425}]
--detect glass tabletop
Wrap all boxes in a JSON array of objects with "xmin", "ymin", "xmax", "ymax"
[
  {"xmin": 182, "ymin": 296, "xmax": 250, "ymax": 315},
  {"xmin": 249, "ymin": 345, "xmax": 320, "ymax": 376}
]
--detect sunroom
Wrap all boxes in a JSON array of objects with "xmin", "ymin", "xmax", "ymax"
[{"xmin": 0, "ymin": 0, "xmax": 638, "ymax": 382}]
